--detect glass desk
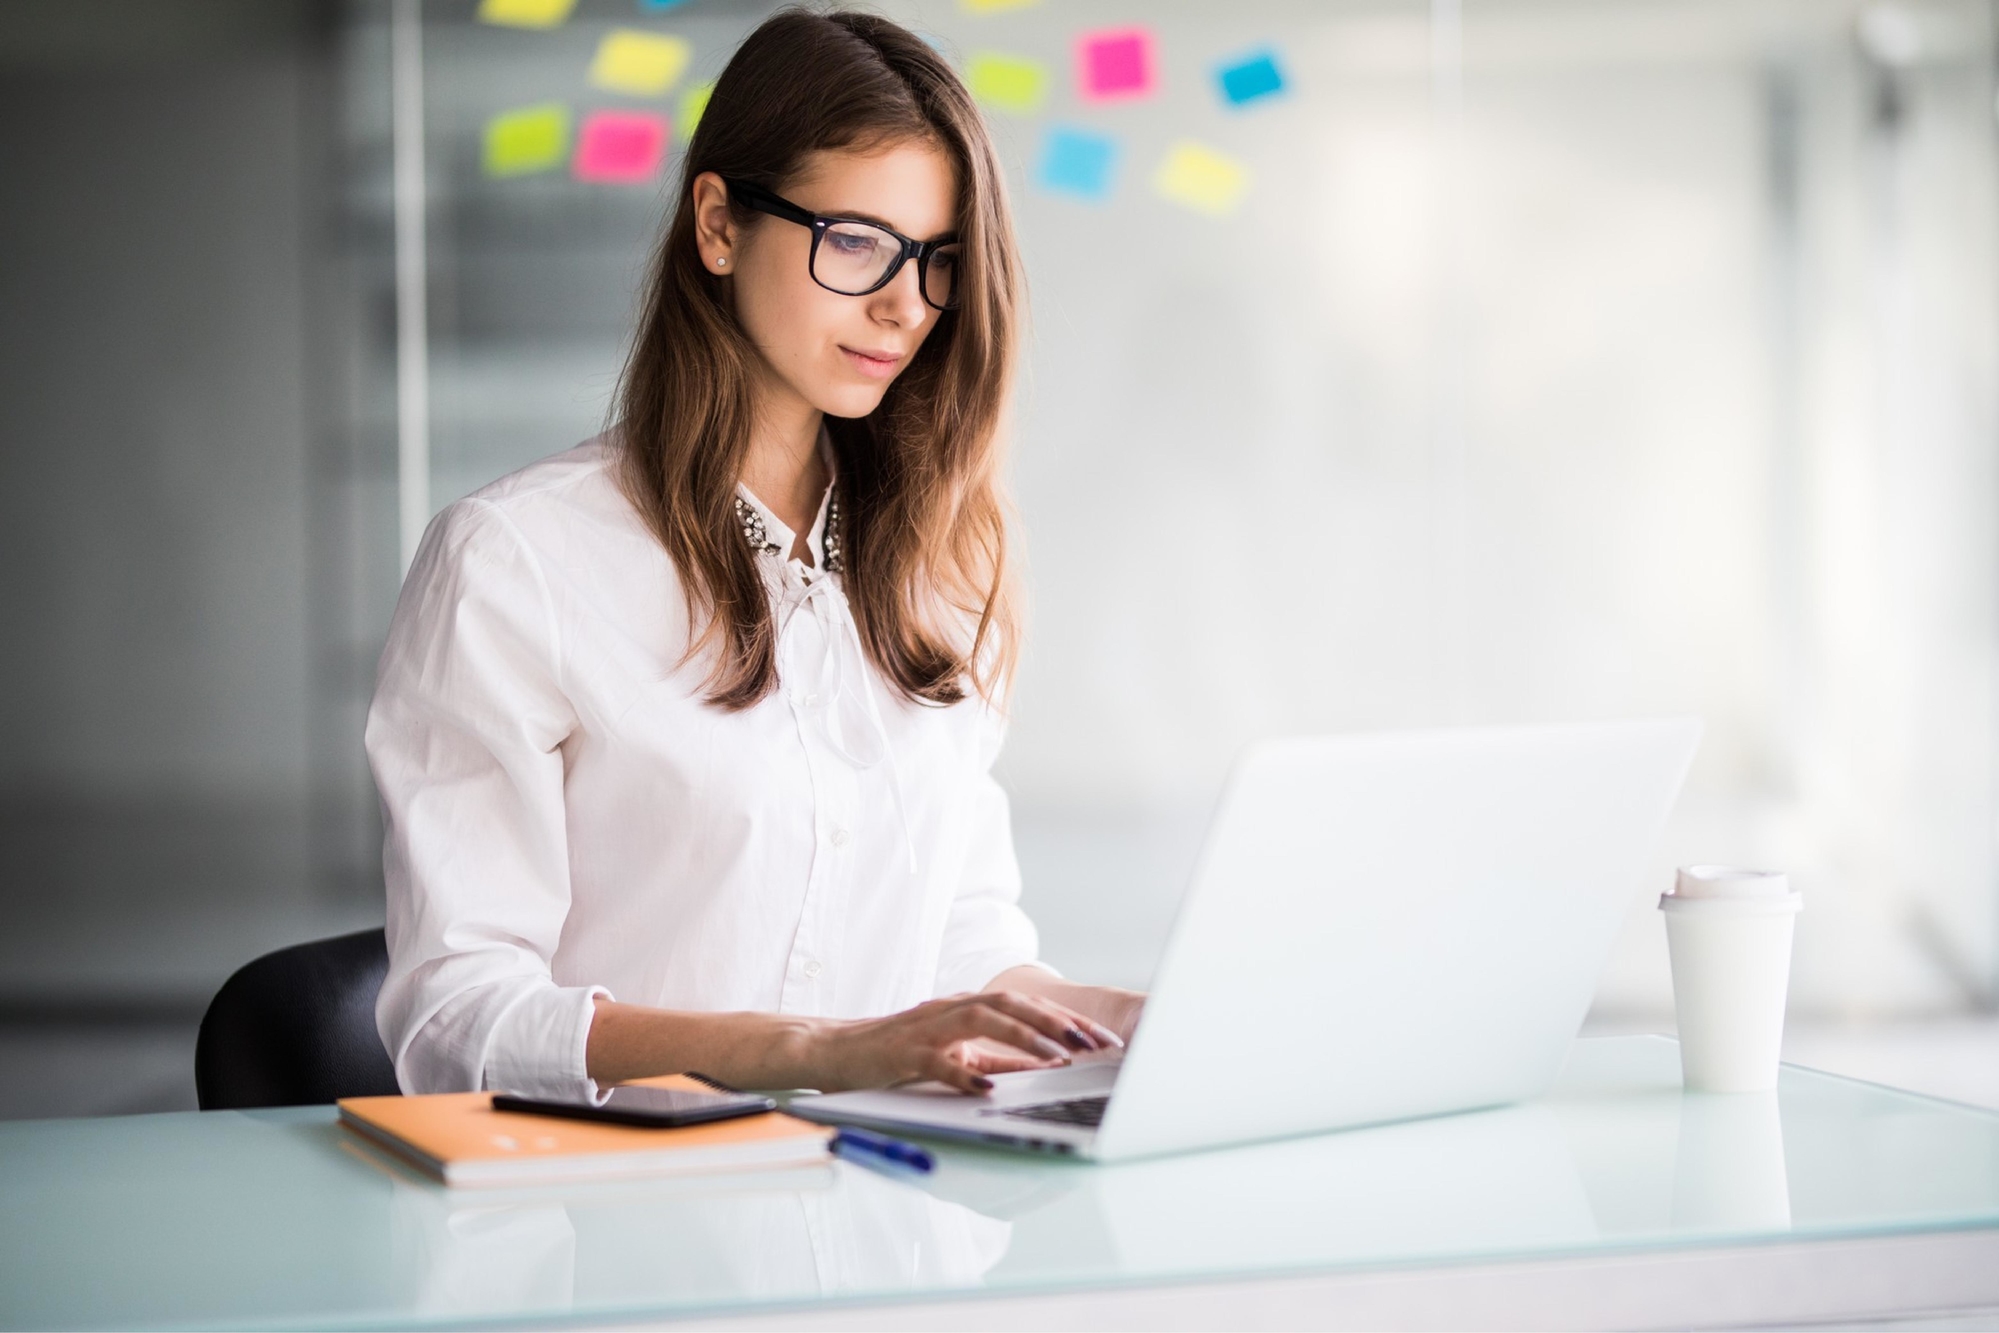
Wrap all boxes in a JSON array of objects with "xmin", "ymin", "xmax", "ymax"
[{"xmin": 2, "ymin": 1036, "xmax": 1996, "ymax": 1330}]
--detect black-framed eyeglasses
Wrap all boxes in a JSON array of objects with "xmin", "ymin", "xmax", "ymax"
[{"xmin": 722, "ymin": 176, "xmax": 961, "ymax": 312}]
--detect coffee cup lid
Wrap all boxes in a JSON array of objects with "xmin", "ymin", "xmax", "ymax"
[{"xmin": 1669, "ymin": 864, "xmax": 1791, "ymax": 900}]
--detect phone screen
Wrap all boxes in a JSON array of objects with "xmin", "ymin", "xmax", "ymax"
[{"xmin": 492, "ymin": 1084, "xmax": 776, "ymax": 1128}]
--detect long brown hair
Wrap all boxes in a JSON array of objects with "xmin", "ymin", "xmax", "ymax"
[{"xmin": 614, "ymin": 6, "xmax": 1023, "ymax": 711}]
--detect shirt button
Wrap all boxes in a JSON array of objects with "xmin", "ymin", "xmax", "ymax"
[
  {"xmin": 830, "ymin": 827, "xmax": 850, "ymax": 848},
  {"xmin": 802, "ymin": 960, "xmax": 823, "ymax": 979},
  {"xmin": 799, "ymin": 691, "xmax": 820, "ymax": 708}
]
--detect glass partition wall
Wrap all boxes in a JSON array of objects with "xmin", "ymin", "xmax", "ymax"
[{"xmin": 347, "ymin": 0, "xmax": 1999, "ymax": 1019}]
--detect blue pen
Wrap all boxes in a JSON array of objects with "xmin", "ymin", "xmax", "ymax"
[{"xmin": 832, "ymin": 1126, "xmax": 935, "ymax": 1174}]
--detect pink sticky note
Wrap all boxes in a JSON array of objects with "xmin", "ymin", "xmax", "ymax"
[
  {"xmin": 574, "ymin": 111, "xmax": 668, "ymax": 183},
  {"xmin": 1077, "ymin": 27, "xmax": 1156, "ymax": 102}
]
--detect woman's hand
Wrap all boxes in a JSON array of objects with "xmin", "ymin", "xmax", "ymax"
[
  {"xmin": 987, "ymin": 966, "xmax": 1147, "ymax": 1046},
  {"xmin": 815, "ymin": 989, "xmax": 1124, "ymax": 1094}
]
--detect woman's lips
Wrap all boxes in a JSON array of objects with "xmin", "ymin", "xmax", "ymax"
[{"xmin": 840, "ymin": 345, "xmax": 903, "ymax": 379}]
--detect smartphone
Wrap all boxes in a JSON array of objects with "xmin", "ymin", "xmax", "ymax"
[{"xmin": 491, "ymin": 1084, "xmax": 777, "ymax": 1129}]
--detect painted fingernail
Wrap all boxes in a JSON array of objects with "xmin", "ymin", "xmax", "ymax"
[
  {"xmin": 1064, "ymin": 1027, "xmax": 1095, "ymax": 1051},
  {"xmin": 1033, "ymin": 1037, "xmax": 1068, "ymax": 1059},
  {"xmin": 971, "ymin": 1076, "xmax": 994, "ymax": 1091}
]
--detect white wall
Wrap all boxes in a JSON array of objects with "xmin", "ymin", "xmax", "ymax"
[
  {"xmin": 403, "ymin": 0, "xmax": 1999, "ymax": 1017},
  {"xmin": 0, "ymin": 30, "xmax": 316, "ymax": 801},
  {"xmin": 0, "ymin": 2, "xmax": 391, "ymax": 1009}
]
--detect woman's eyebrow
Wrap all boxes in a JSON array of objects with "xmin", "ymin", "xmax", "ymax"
[{"xmin": 823, "ymin": 206, "xmax": 957, "ymax": 242}]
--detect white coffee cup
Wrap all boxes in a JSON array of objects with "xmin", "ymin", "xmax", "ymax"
[{"xmin": 1659, "ymin": 866, "xmax": 1802, "ymax": 1092}]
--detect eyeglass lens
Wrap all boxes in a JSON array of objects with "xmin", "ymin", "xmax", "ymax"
[{"xmin": 814, "ymin": 221, "xmax": 959, "ymax": 309}]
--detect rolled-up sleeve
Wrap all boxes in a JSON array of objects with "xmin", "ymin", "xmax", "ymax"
[
  {"xmin": 367, "ymin": 497, "xmax": 609, "ymax": 1096},
  {"xmin": 931, "ymin": 710, "xmax": 1054, "ymax": 996}
]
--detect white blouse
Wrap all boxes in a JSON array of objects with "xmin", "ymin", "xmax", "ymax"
[{"xmin": 367, "ymin": 435, "xmax": 1044, "ymax": 1096}]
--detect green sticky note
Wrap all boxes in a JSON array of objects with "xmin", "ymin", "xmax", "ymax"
[
  {"xmin": 484, "ymin": 102, "xmax": 571, "ymax": 177},
  {"xmin": 477, "ymin": 0, "xmax": 577, "ymax": 30},
  {"xmin": 679, "ymin": 81, "xmax": 714, "ymax": 138},
  {"xmin": 961, "ymin": 0, "xmax": 1041, "ymax": 12},
  {"xmin": 967, "ymin": 51, "xmax": 1048, "ymax": 114},
  {"xmin": 589, "ymin": 29, "xmax": 693, "ymax": 97}
]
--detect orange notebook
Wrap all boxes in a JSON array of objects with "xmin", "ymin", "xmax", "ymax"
[{"xmin": 337, "ymin": 1074, "xmax": 833, "ymax": 1188}]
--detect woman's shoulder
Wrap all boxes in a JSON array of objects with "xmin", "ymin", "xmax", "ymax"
[
  {"xmin": 422, "ymin": 435, "xmax": 653, "ymax": 564},
  {"xmin": 457, "ymin": 434, "xmax": 629, "ymax": 527},
  {"xmin": 402, "ymin": 435, "xmax": 688, "ymax": 648},
  {"xmin": 401, "ymin": 435, "xmax": 694, "ymax": 680}
]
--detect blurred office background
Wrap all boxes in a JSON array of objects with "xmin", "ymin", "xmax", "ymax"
[{"xmin": 3, "ymin": 0, "xmax": 1998, "ymax": 1118}]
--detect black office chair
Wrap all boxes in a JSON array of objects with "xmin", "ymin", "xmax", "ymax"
[{"xmin": 195, "ymin": 927, "xmax": 403, "ymax": 1109}]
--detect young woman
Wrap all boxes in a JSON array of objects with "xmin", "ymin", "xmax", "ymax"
[{"xmin": 368, "ymin": 7, "xmax": 1143, "ymax": 1099}]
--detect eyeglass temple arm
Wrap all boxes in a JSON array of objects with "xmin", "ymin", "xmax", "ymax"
[{"xmin": 721, "ymin": 178, "xmax": 816, "ymax": 228}]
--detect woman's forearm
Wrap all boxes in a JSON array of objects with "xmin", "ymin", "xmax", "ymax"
[
  {"xmin": 585, "ymin": 998, "xmax": 830, "ymax": 1089},
  {"xmin": 584, "ymin": 981, "xmax": 1137, "ymax": 1092}
]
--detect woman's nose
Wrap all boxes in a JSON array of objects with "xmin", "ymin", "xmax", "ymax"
[{"xmin": 870, "ymin": 258, "xmax": 929, "ymax": 325}]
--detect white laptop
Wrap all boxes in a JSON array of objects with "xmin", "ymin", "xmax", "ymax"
[{"xmin": 790, "ymin": 717, "xmax": 1702, "ymax": 1163}]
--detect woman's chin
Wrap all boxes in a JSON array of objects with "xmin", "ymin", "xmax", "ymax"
[{"xmin": 812, "ymin": 384, "xmax": 893, "ymax": 421}]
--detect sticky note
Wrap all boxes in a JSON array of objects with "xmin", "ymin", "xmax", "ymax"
[
  {"xmin": 1216, "ymin": 48, "xmax": 1287, "ymax": 107},
  {"xmin": 589, "ymin": 29, "xmax": 693, "ymax": 97},
  {"xmin": 960, "ymin": 0, "xmax": 1041, "ymax": 12},
  {"xmin": 1077, "ymin": 27, "xmax": 1156, "ymax": 102},
  {"xmin": 1037, "ymin": 126, "xmax": 1118, "ymax": 201},
  {"xmin": 483, "ymin": 102, "xmax": 571, "ymax": 177},
  {"xmin": 679, "ymin": 81, "xmax": 713, "ymax": 139},
  {"xmin": 574, "ymin": 111, "xmax": 669, "ymax": 183},
  {"xmin": 967, "ymin": 52, "xmax": 1049, "ymax": 115},
  {"xmin": 638, "ymin": 0, "xmax": 690, "ymax": 9},
  {"xmin": 1153, "ymin": 141, "xmax": 1249, "ymax": 216},
  {"xmin": 477, "ymin": 0, "xmax": 576, "ymax": 30}
]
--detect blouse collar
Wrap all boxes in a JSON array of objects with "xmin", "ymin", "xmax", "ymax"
[{"xmin": 733, "ymin": 430, "xmax": 841, "ymax": 576}]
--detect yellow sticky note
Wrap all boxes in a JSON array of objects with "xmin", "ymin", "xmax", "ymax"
[
  {"xmin": 679, "ymin": 81, "xmax": 714, "ymax": 138},
  {"xmin": 477, "ymin": 0, "xmax": 577, "ymax": 30},
  {"xmin": 589, "ymin": 29, "xmax": 693, "ymax": 97},
  {"xmin": 484, "ymin": 102, "xmax": 571, "ymax": 177},
  {"xmin": 1153, "ymin": 141, "xmax": 1250, "ymax": 216},
  {"xmin": 966, "ymin": 52, "xmax": 1048, "ymax": 114},
  {"xmin": 961, "ymin": 0, "xmax": 1041, "ymax": 12}
]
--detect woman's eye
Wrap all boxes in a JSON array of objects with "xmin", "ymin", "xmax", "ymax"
[{"xmin": 826, "ymin": 231, "xmax": 877, "ymax": 256}]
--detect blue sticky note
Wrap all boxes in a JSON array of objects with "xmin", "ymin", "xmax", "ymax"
[
  {"xmin": 1216, "ymin": 48, "xmax": 1287, "ymax": 107},
  {"xmin": 1037, "ymin": 126, "xmax": 1118, "ymax": 200},
  {"xmin": 638, "ymin": 0, "xmax": 689, "ymax": 9}
]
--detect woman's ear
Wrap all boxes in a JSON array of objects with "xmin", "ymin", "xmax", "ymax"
[{"xmin": 691, "ymin": 171, "xmax": 737, "ymax": 273}]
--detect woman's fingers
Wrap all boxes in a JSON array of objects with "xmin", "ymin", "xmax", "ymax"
[
  {"xmin": 953, "ymin": 1036, "xmax": 1050, "ymax": 1077},
  {"xmin": 952, "ymin": 1003, "xmax": 1074, "ymax": 1064},
  {"xmin": 1035, "ymin": 997, "xmax": 1125, "ymax": 1051},
  {"xmin": 962, "ymin": 1048, "xmax": 1048, "ymax": 1075},
  {"xmin": 971, "ymin": 991, "xmax": 1095, "ymax": 1055},
  {"xmin": 1061, "ymin": 1006, "xmax": 1126, "ymax": 1050},
  {"xmin": 974, "ymin": 991, "xmax": 1104, "ymax": 1053},
  {"xmin": 923, "ymin": 1048, "xmax": 994, "ymax": 1094}
]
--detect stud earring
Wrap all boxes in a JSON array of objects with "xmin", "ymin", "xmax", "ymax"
[{"xmin": 715, "ymin": 256, "xmax": 728, "ymax": 268}]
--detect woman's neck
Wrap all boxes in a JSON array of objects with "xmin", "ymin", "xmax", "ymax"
[{"xmin": 739, "ymin": 391, "xmax": 829, "ymax": 564}]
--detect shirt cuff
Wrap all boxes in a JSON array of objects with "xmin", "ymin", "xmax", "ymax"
[{"xmin": 484, "ymin": 982, "xmax": 614, "ymax": 1101}]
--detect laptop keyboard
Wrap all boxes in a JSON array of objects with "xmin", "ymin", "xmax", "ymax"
[{"xmin": 990, "ymin": 1094, "xmax": 1110, "ymax": 1128}]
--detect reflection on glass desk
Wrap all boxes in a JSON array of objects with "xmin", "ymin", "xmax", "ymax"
[{"xmin": 2, "ymin": 1035, "xmax": 1996, "ymax": 1330}]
